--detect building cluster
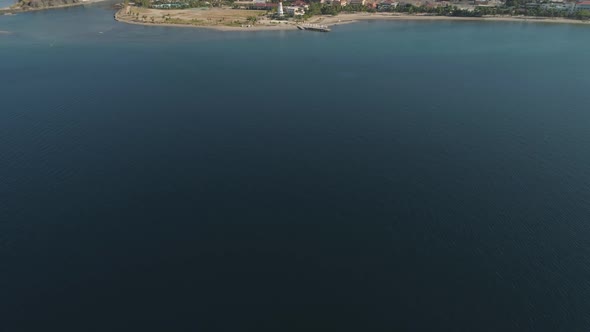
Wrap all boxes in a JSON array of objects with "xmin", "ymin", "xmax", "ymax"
[
  {"xmin": 474, "ymin": 0, "xmax": 590, "ymax": 11},
  {"xmin": 236, "ymin": 0, "xmax": 309, "ymax": 14},
  {"xmin": 320, "ymin": 0, "xmax": 400, "ymax": 8},
  {"xmin": 526, "ymin": 0, "xmax": 590, "ymax": 12},
  {"xmin": 396, "ymin": 0, "xmax": 590, "ymax": 12},
  {"xmin": 236, "ymin": 0, "xmax": 590, "ymax": 13},
  {"xmin": 285, "ymin": 0, "xmax": 308, "ymax": 14}
]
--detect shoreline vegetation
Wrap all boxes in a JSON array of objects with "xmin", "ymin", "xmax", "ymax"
[
  {"xmin": 114, "ymin": 6, "xmax": 590, "ymax": 31},
  {"xmin": 114, "ymin": 6, "xmax": 300, "ymax": 30}
]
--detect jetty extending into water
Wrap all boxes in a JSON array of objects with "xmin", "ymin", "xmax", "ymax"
[{"xmin": 297, "ymin": 23, "xmax": 331, "ymax": 32}]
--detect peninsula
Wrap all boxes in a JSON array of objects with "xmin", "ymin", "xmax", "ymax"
[{"xmin": 113, "ymin": 0, "xmax": 590, "ymax": 30}]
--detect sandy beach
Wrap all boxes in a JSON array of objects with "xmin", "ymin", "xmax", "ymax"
[
  {"xmin": 115, "ymin": 7, "xmax": 590, "ymax": 31},
  {"xmin": 310, "ymin": 12, "xmax": 590, "ymax": 26}
]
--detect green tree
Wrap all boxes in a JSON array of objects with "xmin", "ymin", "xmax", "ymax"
[
  {"xmin": 576, "ymin": 9, "xmax": 590, "ymax": 19},
  {"xmin": 321, "ymin": 5, "xmax": 338, "ymax": 15},
  {"xmin": 505, "ymin": 0, "xmax": 522, "ymax": 7}
]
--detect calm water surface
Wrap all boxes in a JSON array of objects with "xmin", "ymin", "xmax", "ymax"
[
  {"xmin": 0, "ymin": 0, "xmax": 14, "ymax": 9},
  {"xmin": 1, "ymin": 4, "xmax": 590, "ymax": 331}
]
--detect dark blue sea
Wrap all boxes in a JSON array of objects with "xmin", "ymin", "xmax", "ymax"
[{"xmin": 1, "ymin": 4, "xmax": 590, "ymax": 331}]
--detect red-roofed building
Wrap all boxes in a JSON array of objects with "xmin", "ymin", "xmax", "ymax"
[{"xmin": 576, "ymin": 0, "xmax": 590, "ymax": 9}]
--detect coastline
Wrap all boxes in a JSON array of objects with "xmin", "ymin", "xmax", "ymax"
[
  {"xmin": 114, "ymin": 7, "xmax": 299, "ymax": 31},
  {"xmin": 114, "ymin": 18, "xmax": 297, "ymax": 31},
  {"xmin": 314, "ymin": 12, "xmax": 590, "ymax": 26},
  {"xmin": 1, "ymin": 0, "xmax": 106, "ymax": 14},
  {"xmin": 114, "ymin": 14, "xmax": 297, "ymax": 31},
  {"xmin": 114, "ymin": 9, "xmax": 590, "ymax": 31}
]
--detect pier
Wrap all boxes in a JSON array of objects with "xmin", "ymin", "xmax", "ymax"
[{"xmin": 297, "ymin": 23, "xmax": 331, "ymax": 32}]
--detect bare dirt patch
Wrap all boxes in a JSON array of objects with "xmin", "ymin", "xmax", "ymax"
[{"xmin": 121, "ymin": 7, "xmax": 271, "ymax": 28}]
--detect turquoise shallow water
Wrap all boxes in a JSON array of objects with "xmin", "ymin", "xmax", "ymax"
[{"xmin": 1, "ymin": 4, "xmax": 590, "ymax": 331}]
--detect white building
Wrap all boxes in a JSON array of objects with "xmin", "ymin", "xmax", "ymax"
[
  {"xmin": 330, "ymin": 0, "xmax": 348, "ymax": 5},
  {"xmin": 378, "ymin": 0, "xmax": 398, "ymax": 9},
  {"xmin": 277, "ymin": 1, "xmax": 284, "ymax": 16},
  {"xmin": 285, "ymin": 5, "xmax": 305, "ymax": 15},
  {"xmin": 540, "ymin": 1, "xmax": 575, "ymax": 11}
]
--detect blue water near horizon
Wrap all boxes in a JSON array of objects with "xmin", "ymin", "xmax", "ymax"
[
  {"xmin": 0, "ymin": 0, "xmax": 14, "ymax": 9},
  {"xmin": 2, "ymin": 4, "xmax": 590, "ymax": 331}
]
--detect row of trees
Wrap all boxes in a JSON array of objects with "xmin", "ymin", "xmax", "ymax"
[
  {"xmin": 474, "ymin": 4, "xmax": 590, "ymax": 19},
  {"xmin": 303, "ymin": 3, "xmax": 483, "ymax": 18},
  {"xmin": 377, "ymin": 3, "xmax": 590, "ymax": 20},
  {"xmin": 302, "ymin": 3, "xmax": 377, "ymax": 18},
  {"xmin": 297, "ymin": 0, "xmax": 590, "ymax": 20},
  {"xmin": 134, "ymin": 0, "xmax": 225, "ymax": 8},
  {"xmin": 392, "ymin": 4, "xmax": 482, "ymax": 16}
]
